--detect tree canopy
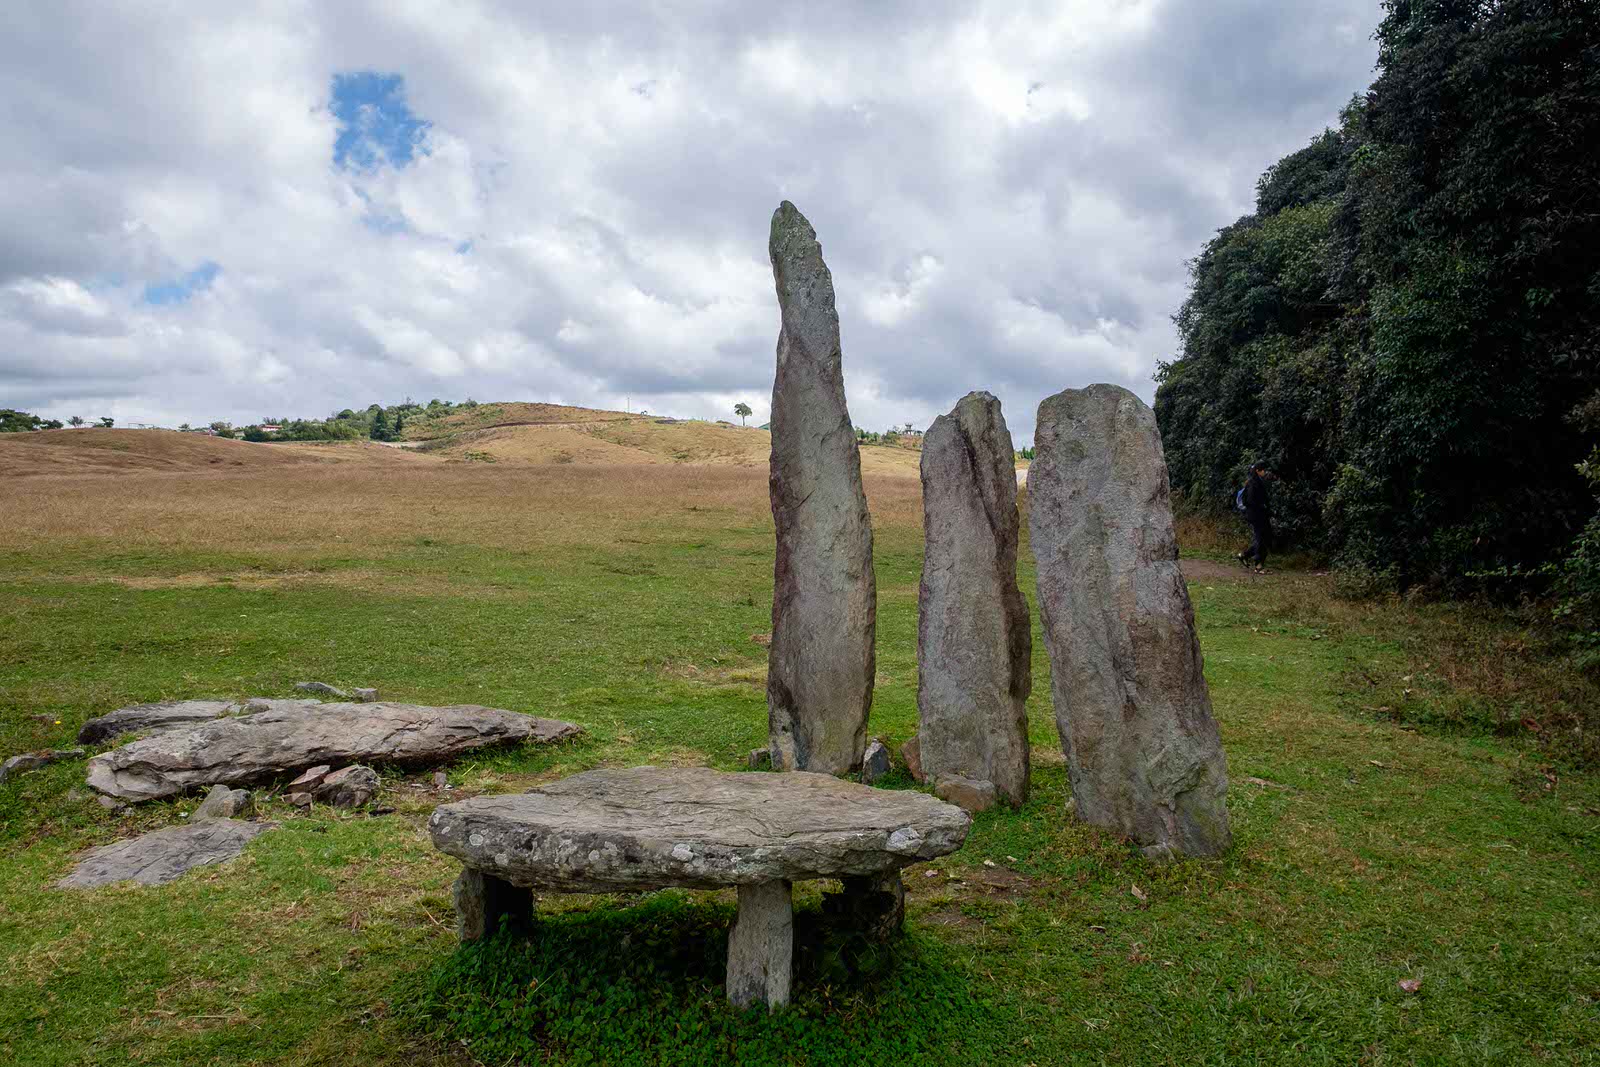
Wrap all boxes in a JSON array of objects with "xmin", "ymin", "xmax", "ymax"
[
  {"xmin": 0, "ymin": 409, "xmax": 63, "ymax": 432},
  {"xmin": 1155, "ymin": 0, "xmax": 1600, "ymax": 590}
]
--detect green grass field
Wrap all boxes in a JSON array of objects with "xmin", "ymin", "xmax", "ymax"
[{"xmin": 1, "ymin": 455, "xmax": 1596, "ymax": 1065}]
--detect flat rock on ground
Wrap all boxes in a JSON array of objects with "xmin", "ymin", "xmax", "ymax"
[
  {"xmin": 429, "ymin": 766, "xmax": 970, "ymax": 892},
  {"xmin": 85, "ymin": 703, "xmax": 582, "ymax": 802},
  {"xmin": 77, "ymin": 700, "xmax": 242, "ymax": 745},
  {"xmin": 1028, "ymin": 384, "xmax": 1231, "ymax": 858},
  {"xmin": 58, "ymin": 819, "xmax": 275, "ymax": 888},
  {"xmin": 1, "ymin": 748, "xmax": 84, "ymax": 782},
  {"xmin": 765, "ymin": 201, "xmax": 876, "ymax": 774}
]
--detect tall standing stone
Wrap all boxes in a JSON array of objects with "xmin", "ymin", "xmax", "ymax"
[
  {"xmin": 916, "ymin": 391, "xmax": 1032, "ymax": 807},
  {"xmin": 1028, "ymin": 384, "xmax": 1231, "ymax": 858},
  {"xmin": 766, "ymin": 201, "xmax": 875, "ymax": 775}
]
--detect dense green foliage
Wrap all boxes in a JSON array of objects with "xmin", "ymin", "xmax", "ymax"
[
  {"xmin": 1155, "ymin": 0, "xmax": 1600, "ymax": 591},
  {"xmin": 242, "ymin": 419, "xmax": 363, "ymax": 443},
  {"xmin": 0, "ymin": 408, "xmax": 63, "ymax": 432}
]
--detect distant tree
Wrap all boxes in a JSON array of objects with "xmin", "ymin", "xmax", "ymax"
[
  {"xmin": 336, "ymin": 409, "xmax": 356, "ymax": 420},
  {"xmin": 1, "ymin": 409, "xmax": 51, "ymax": 432},
  {"xmin": 366, "ymin": 403, "xmax": 383, "ymax": 413},
  {"xmin": 242, "ymin": 426, "xmax": 270, "ymax": 442},
  {"xmin": 68, "ymin": 416, "xmax": 85, "ymax": 428},
  {"xmin": 370, "ymin": 409, "xmax": 393, "ymax": 441},
  {"xmin": 394, "ymin": 412, "xmax": 406, "ymax": 437},
  {"xmin": 734, "ymin": 402, "xmax": 752, "ymax": 426},
  {"xmin": 178, "ymin": 422, "xmax": 191, "ymax": 432},
  {"xmin": 97, "ymin": 417, "xmax": 114, "ymax": 428},
  {"xmin": 209, "ymin": 420, "xmax": 236, "ymax": 439},
  {"xmin": 462, "ymin": 397, "xmax": 478, "ymax": 408}
]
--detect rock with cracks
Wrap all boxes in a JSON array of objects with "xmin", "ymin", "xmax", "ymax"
[
  {"xmin": 428, "ymin": 766, "xmax": 970, "ymax": 893},
  {"xmin": 917, "ymin": 391, "xmax": 1032, "ymax": 806},
  {"xmin": 192, "ymin": 784, "xmax": 252, "ymax": 821},
  {"xmin": 1028, "ymin": 384, "xmax": 1231, "ymax": 859},
  {"xmin": 316, "ymin": 765, "xmax": 379, "ymax": 808},
  {"xmin": 860, "ymin": 740, "xmax": 890, "ymax": 785},
  {"xmin": 84, "ymin": 702, "xmax": 582, "ymax": 802},
  {"xmin": 58, "ymin": 819, "xmax": 275, "ymax": 888},
  {"xmin": 765, "ymin": 201, "xmax": 876, "ymax": 775},
  {"xmin": 77, "ymin": 700, "xmax": 244, "ymax": 745}
]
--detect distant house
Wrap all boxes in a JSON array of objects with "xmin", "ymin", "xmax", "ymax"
[{"xmin": 258, "ymin": 424, "xmax": 282, "ymax": 435}]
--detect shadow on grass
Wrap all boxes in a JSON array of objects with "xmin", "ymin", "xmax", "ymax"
[{"xmin": 401, "ymin": 890, "xmax": 1008, "ymax": 1066}]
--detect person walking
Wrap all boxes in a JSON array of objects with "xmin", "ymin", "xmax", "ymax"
[{"xmin": 1237, "ymin": 461, "xmax": 1274, "ymax": 573}]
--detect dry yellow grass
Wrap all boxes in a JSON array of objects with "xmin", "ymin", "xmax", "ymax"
[
  {"xmin": 0, "ymin": 417, "xmax": 933, "ymax": 579},
  {"xmin": 399, "ymin": 401, "xmax": 627, "ymax": 441},
  {"xmin": 0, "ymin": 458, "xmax": 925, "ymax": 573},
  {"xmin": 0, "ymin": 428, "xmax": 436, "ymax": 478},
  {"xmin": 431, "ymin": 423, "xmax": 674, "ymax": 465},
  {"xmin": 416, "ymin": 412, "xmax": 929, "ymax": 476}
]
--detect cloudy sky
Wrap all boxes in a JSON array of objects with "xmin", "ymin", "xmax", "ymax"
[{"xmin": 1, "ymin": 1, "xmax": 1379, "ymax": 441}]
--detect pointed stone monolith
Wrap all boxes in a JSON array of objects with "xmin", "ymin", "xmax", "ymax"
[
  {"xmin": 765, "ymin": 202, "xmax": 876, "ymax": 775},
  {"xmin": 1028, "ymin": 384, "xmax": 1231, "ymax": 859},
  {"xmin": 916, "ymin": 391, "xmax": 1031, "ymax": 806}
]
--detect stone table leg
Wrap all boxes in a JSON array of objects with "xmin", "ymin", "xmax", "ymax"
[
  {"xmin": 726, "ymin": 879, "xmax": 793, "ymax": 1010},
  {"xmin": 831, "ymin": 870, "xmax": 905, "ymax": 940},
  {"xmin": 453, "ymin": 867, "xmax": 533, "ymax": 941}
]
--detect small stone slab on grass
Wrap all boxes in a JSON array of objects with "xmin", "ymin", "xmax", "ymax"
[
  {"xmin": 1, "ymin": 748, "xmax": 84, "ymax": 782},
  {"xmin": 57, "ymin": 819, "xmax": 275, "ymax": 889}
]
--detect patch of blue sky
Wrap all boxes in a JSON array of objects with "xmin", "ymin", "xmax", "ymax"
[
  {"xmin": 331, "ymin": 72, "xmax": 430, "ymax": 171},
  {"xmin": 142, "ymin": 262, "xmax": 220, "ymax": 305},
  {"xmin": 362, "ymin": 212, "xmax": 411, "ymax": 235},
  {"xmin": 347, "ymin": 187, "xmax": 411, "ymax": 236}
]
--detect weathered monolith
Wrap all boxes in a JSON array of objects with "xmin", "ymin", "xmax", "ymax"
[
  {"xmin": 917, "ymin": 391, "xmax": 1032, "ymax": 807},
  {"xmin": 1028, "ymin": 384, "xmax": 1231, "ymax": 859},
  {"xmin": 766, "ymin": 201, "xmax": 875, "ymax": 774}
]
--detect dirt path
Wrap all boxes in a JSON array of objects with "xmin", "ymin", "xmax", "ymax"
[{"xmin": 1181, "ymin": 558, "xmax": 1254, "ymax": 582}]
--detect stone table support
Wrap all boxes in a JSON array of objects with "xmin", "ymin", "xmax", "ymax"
[
  {"xmin": 453, "ymin": 868, "xmax": 533, "ymax": 941},
  {"xmin": 726, "ymin": 880, "xmax": 794, "ymax": 1009},
  {"xmin": 429, "ymin": 767, "xmax": 971, "ymax": 1011},
  {"xmin": 824, "ymin": 870, "xmax": 906, "ymax": 940}
]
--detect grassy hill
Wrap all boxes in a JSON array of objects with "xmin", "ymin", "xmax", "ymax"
[
  {"xmin": 406, "ymin": 403, "xmax": 929, "ymax": 475},
  {"xmin": 396, "ymin": 401, "xmax": 627, "ymax": 441},
  {"xmin": 0, "ymin": 428, "xmax": 434, "ymax": 478},
  {"xmin": 0, "ymin": 412, "xmax": 935, "ymax": 478}
]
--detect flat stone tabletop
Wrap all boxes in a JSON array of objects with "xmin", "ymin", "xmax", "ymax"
[{"xmin": 428, "ymin": 766, "xmax": 971, "ymax": 893}]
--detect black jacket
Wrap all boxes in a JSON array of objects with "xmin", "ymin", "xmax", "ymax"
[{"xmin": 1243, "ymin": 471, "xmax": 1271, "ymax": 524}]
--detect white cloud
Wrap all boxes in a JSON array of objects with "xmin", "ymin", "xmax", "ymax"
[{"xmin": 0, "ymin": 0, "xmax": 1380, "ymax": 441}]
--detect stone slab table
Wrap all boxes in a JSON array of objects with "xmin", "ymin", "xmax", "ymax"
[{"xmin": 428, "ymin": 766, "xmax": 971, "ymax": 1010}]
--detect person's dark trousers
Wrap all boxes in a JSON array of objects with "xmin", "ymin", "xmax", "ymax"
[{"xmin": 1241, "ymin": 520, "xmax": 1270, "ymax": 567}]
